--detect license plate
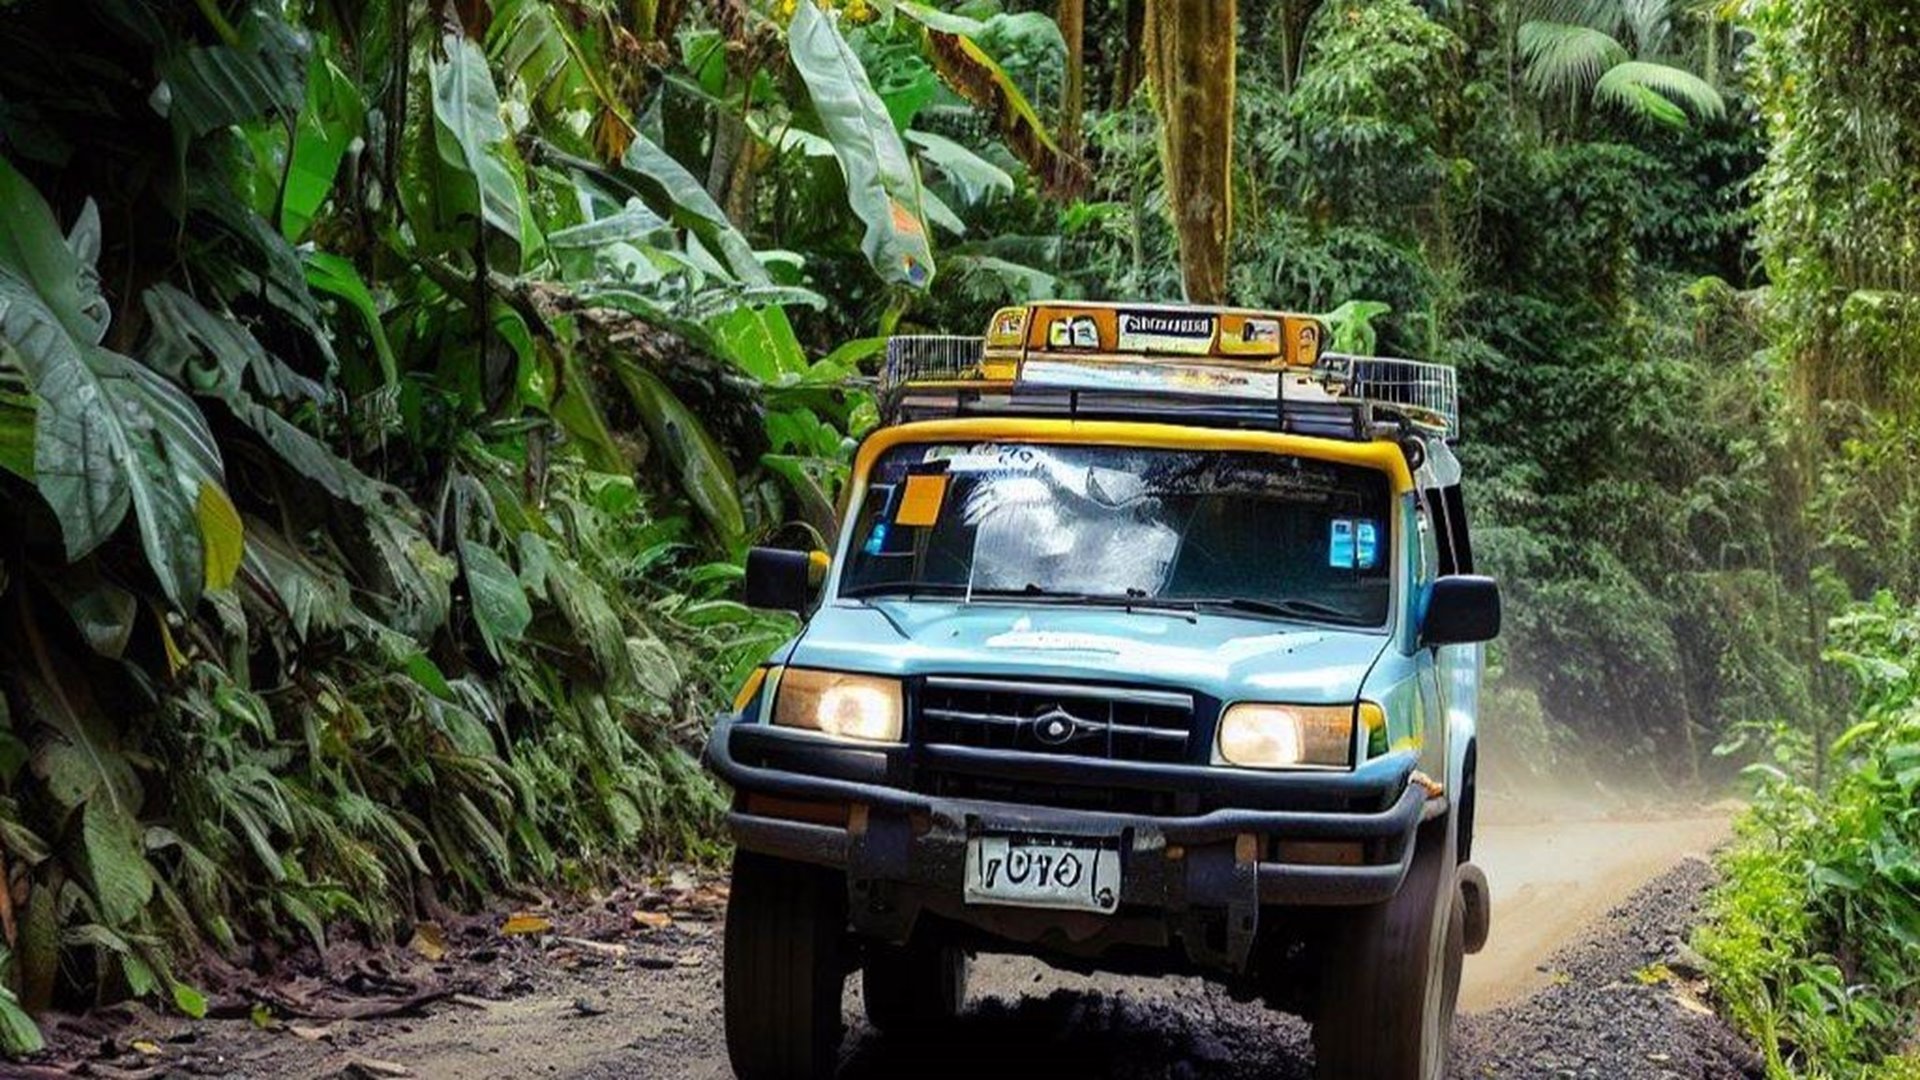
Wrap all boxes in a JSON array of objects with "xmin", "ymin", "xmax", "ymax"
[{"xmin": 964, "ymin": 834, "xmax": 1122, "ymax": 913}]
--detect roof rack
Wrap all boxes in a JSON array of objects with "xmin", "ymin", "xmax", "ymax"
[{"xmin": 879, "ymin": 328, "xmax": 1460, "ymax": 443}]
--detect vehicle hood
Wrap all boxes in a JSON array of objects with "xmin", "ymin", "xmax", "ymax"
[{"xmin": 788, "ymin": 599, "xmax": 1389, "ymax": 705}]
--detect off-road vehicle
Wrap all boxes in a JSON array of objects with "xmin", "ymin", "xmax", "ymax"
[{"xmin": 706, "ymin": 302, "xmax": 1500, "ymax": 1079}]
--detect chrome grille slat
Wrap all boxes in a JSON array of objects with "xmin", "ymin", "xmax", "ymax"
[{"xmin": 915, "ymin": 678, "xmax": 1194, "ymax": 765}]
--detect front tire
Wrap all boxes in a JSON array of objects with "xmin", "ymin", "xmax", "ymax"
[
  {"xmin": 861, "ymin": 938, "xmax": 969, "ymax": 1032},
  {"xmin": 1312, "ymin": 818, "xmax": 1465, "ymax": 1080},
  {"xmin": 723, "ymin": 851, "xmax": 848, "ymax": 1080}
]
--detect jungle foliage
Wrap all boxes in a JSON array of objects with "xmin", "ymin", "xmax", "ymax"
[
  {"xmin": 0, "ymin": 0, "xmax": 1912, "ymax": 1070},
  {"xmin": 0, "ymin": 0, "xmax": 1067, "ymax": 1047},
  {"xmin": 1694, "ymin": 2, "xmax": 1920, "ymax": 1076}
]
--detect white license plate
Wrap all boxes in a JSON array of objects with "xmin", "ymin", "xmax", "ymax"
[{"xmin": 964, "ymin": 834, "xmax": 1122, "ymax": 913}]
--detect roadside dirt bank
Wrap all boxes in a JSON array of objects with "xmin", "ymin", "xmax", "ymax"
[{"xmin": 29, "ymin": 813, "xmax": 1756, "ymax": 1079}]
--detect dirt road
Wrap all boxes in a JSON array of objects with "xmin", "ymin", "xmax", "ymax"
[{"xmin": 51, "ymin": 811, "xmax": 1756, "ymax": 1079}]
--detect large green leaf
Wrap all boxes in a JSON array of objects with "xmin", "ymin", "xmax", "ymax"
[
  {"xmin": 550, "ymin": 345, "xmax": 629, "ymax": 475},
  {"xmin": 611, "ymin": 359, "xmax": 744, "ymax": 542},
  {"xmin": 0, "ymin": 385, "xmax": 34, "ymax": 481},
  {"xmin": 907, "ymin": 129, "xmax": 1014, "ymax": 207},
  {"xmin": 141, "ymin": 283, "xmax": 385, "ymax": 509},
  {"xmin": 789, "ymin": 1, "xmax": 934, "ymax": 290},
  {"xmin": 155, "ymin": 9, "xmax": 306, "ymax": 140},
  {"xmin": 0, "ymin": 984, "xmax": 41, "ymax": 1056},
  {"xmin": 302, "ymin": 251, "xmax": 397, "ymax": 389},
  {"xmin": 278, "ymin": 56, "xmax": 364, "ymax": 241},
  {"xmin": 488, "ymin": 0, "xmax": 633, "ymax": 159},
  {"xmin": 460, "ymin": 540, "xmax": 532, "ymax": 661},
  {"xmin": 709, "ymin": 305, "xmax": 809, "ymax": 383},
  {"xmin": 607, "ymin": 137, "xmax": 771, "ymax": 285},
  {"xmin": 0, "ymin": 159, "xmax": 229, "ymax": 606},
  {"xmin": 407, "ymin": 34, "xmax": 532, "ymax": 262},
  {"xmin": 83, "ymin": 800, "xmax": 153, "ymax": 927}
]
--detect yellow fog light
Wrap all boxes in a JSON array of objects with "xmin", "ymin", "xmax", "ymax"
[
  {"xmin": 1216, "ymin": 703, "xmax": 1354, "ymax": 769},
  {"xmin": 772, "ymin": 668, "xmax": 904, "ymax": 743}
]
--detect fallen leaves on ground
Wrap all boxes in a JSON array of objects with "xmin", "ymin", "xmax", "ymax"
[
  {"xmin": 409, "ymin": 921, "xmax": 448, "ymax": 961},
  {"xmin": 502, "ymin": 913, "xmax": 555, "ymax": 936}
]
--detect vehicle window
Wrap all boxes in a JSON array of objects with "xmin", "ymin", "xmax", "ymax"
[{"xmin": 841, "ymin": 442, "xmax": 1395, "ymax": 629}]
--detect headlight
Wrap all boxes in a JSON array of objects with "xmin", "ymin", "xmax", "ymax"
[
  {"xmin": 771, "ymin": 668, "xmax": 904, "ymax": 743},
  {"xmin": 1216, "ymin": 703, "xmax": 1355, "ymax": 769}
]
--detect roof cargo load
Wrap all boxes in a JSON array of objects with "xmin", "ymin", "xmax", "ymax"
[{"xmin": 881, "ymin": 302, "xmax": 1459, "ymax": 442}]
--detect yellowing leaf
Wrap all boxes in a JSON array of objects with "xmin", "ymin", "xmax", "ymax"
[
  {"xmin": 501, "ymin": 913, "xmax": 552, "ymax": 936},
  {"xmin": 632, "ymin": 910, "xmax": 672, "ymax": 931},
  {"xmin": 153, "ymin": 602, "xmax": 189, "ymax": 677},
  {"xmin": 196, "ymin": 481, "xmax": 244, "ymax": 590},
  {"xmin": 409, "ymin": 921, "xmax": 448, "ymax": 961}
]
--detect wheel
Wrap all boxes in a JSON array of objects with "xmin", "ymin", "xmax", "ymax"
[
  {"xmin": 861, "ymin": 938, "xmax": 968, "ymax": 1032},
  {"xmin": 1312, "ymin": 818, "xmax": 1465, "ymax": 1080},
  {"xmin": 723, "ymin": 851, "xmax": 848, "ymax": 1080}
]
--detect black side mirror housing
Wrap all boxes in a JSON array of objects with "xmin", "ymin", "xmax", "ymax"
[
  {"xmin": 744, "ymin": 547, "xmax": 817, "ymax": 614},
  {"xmin": 1421, "ymin": 575, "xmax": 1502, "ymax": 647}
]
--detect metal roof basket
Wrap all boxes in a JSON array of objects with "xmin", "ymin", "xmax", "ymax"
[
  {"xmin": 878, "ymin": 335, "xmax": 1460, "ymax": 442},
  {"xmin": 1318, "ymin": 354, "xmax": 1459, "ymax": 439},
  {"xmin": 881, "ymin": 335, "xmax": 983, "ymax": 395}
]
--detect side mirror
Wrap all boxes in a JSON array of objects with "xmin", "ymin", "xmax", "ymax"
[
  {"xmin": 743, "ymin": 547, "xmax": 823, "ymax": 614},
  {"xmin": 1421, "ymin": 575, "xmax": 1502, "ymax": 646}
]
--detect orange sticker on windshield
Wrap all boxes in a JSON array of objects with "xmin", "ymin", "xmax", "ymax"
[{"xmin": 895, "ymin": 475, "xmax": 948, "ymax": 527}]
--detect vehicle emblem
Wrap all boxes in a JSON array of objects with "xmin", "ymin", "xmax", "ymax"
[{"xmin": 1032, "ymin": 707, "xmax": 1084, "ymax": 746}]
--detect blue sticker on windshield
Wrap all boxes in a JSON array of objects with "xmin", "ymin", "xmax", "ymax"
[
  {"xmin": 1330, "ymin": 520, "xmax": 1355, "ymax": 568},
  {"xmin": 1356, "ymin": 521, "xmax": 1379, "ymax": 569},
  {"xmin": 863, "ymin": 521, "xmax": 889, "ymax": 556}
]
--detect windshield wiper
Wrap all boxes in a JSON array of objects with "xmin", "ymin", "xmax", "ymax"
[
  {"xmin": 840, "ymin": 582, "xmax": 967, "ymax": 600},
  {"xmin": 967, "ymin": 586, "xmax": 1199, "ymax": 620},
  {"xmin": 1190, "ymin": 597, "xmax": 1367, "ymax": 625}
]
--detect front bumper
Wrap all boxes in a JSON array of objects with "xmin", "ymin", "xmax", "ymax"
[{"xmin": 705, "ymin": 715, "xmax": 1442, "ymax": 972}]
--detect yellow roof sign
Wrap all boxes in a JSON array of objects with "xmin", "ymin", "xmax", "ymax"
[{"xmin": 983, "ymin": 302, "xmax": 1326, "ymax": 370}]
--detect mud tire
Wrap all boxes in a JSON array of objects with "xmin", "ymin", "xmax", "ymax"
[
  {"xmin": 1312, "ymin": 817, "xmax": 1465, "ymax": 1080},
  {"xmin": 723, "ymin": 851, "xmax": 847, "ymax": 1080},
  {"xmin": 861, "ymin": 939, "xmax": 969, "ymax": 1032}
]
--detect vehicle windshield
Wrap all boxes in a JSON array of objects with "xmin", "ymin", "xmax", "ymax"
[{"xmin": 839, "ymin": 441, "xmax": 1395, "ymax": 628}]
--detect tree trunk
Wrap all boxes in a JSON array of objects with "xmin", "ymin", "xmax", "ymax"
[
  {"xmin": 1060, "ymin": 0, "xmax": 1086, "ymax": 166},
  {"xmin": 1143, "ymin": 0, "xmax": 1236, "ymax": 304}
]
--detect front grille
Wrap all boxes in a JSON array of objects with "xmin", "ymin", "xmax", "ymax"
[{"xmin": 915, "ymin": 677, "xmax": 1195, "ymax": 764}]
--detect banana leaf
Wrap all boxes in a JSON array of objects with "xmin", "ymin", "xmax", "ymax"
[
  {"xmin": 896, "ymin": 2, "xmax": 1087, "ymax": 197},
  {"xmin": 0, "ymin": 160, "xmax": 235, "ymax": 606},
  {"xmin": 789, "ymin": 0, "xmax": 935, "ymax": 291},
  {"xmin": 611, "ymin": 358, "xmax": 744, "ymax": 543}
]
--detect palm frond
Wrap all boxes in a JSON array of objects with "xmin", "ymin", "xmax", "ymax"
[
  {"xmin": 1519, "ymin": 21, "xmax": 1631, "ymax": 99},
  {"xmin": 1521, "ymin": 0, "xmax": 1627, "ymax": 36},
  {"xmin": 1620, "ymin": 0, "xmax": 1674, "ymax": 56},
  {"xmin": 1595, "ymin": 60, "xmax": 1726, "ymax": 127}
]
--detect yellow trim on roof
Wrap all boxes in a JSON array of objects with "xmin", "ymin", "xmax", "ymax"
[{"xmin": 851, "ymin": 418, "xmax": 1416, "ymax": 495}]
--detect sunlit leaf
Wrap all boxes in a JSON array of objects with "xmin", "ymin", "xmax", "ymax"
[
  {"xmin": 1594, "ymin": 60, "xmax": 1725, "ymax": 127},
  {"xmin": 789, "ymin": 0, "xmax": 935, "ymax": 291},
  {"xmin": 278, "ymin": 55, "xmax": 363, "ymax": 240}
]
